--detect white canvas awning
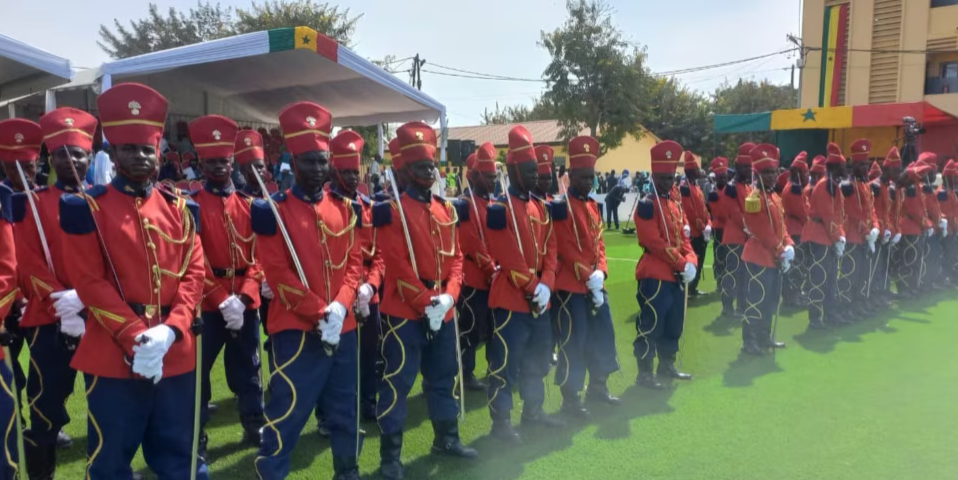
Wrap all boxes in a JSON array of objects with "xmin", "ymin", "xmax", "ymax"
[{"xmin": 0, "ymin": 33, "xmax": 73, "ymax": 102}]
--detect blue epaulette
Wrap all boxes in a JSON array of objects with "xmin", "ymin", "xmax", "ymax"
[
  {"xmin": 922, "ymin": 185, "xmax": 934, "ymax": 194},
  {"xmin": 724, "ymin": 183, "xmax": 738, "ymax": 199},
  {"xmin": 938, "ymin": 190, "xmax": 948, "ymax": 202},
  {"xmin": 251, "ymin": 199, "xmax": 276, "ymax": 236},
  {"xmin": 636, "ymin": 197, "xmax": 655, "ymax": 220},
  {"xmin": 826, "ymin": 181, "xmax": 836, "ymax": 197},
  {"xmin": 59, "ymin": 193, "xmax": 96, "ymax": 235},
  {"xmin": 357, "ymin": 193, "xmax": 372, "ymax": 206},
  {"xmin": 452, "ymin": 198, "xmax": 470, "ymax": 224},
  {"xmin": 905, "ymin": 185, "xmax": 917, "ymax": 198},
  {"xmin": 372, "ymin": 201, "xmax": 392, "ymax": 227},
  {"xmin": 486, "ymin": 202, "xmax": 507, "ymax": 230},
  {"xmin": 840, "ymin": 181, "xmax": 854, "ymax": 197},
  {"xmin": 889, "ymin": 185, "xmax": 897, "ymax": 201},
  {"xmin": 870, "ymin": 182, "xmax": 881, "ymax": 196},
  {"xmin": 372, "ymin": 192, "xmax": 390, "ymax": 202},
  {"xmin": 680, "ymin": 184, "xmax": 691, "ymax": 197},
  {"xmin": 9, "ymin": 192, "xmax": 28, "ymax": 224},
  {"xmin": 548, "ymin": 200, "xmax": 568, "ymax": 221},
  {"xmin": 790, "ymin": 184, "xmax": 803, "ymax": 195},
  {"xmin": 184, "ymin": 199, "xmax": 201, "ymax": 233},
  {"xmin": 707, "ymin": 191, "xmax": 719, "ymax": 203},
  {"xmin": 188, "ymin": 189, "xmax": 200, "ymax": 197},
  {"xmin": 351, "ymin": 200, "xmax": 363, "ymax": 228}
]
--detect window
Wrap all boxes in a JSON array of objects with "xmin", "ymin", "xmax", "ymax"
[
  {"xmin": 932, "ymin": 0, "xmax": 958, "ymax": 7},
  {"xmin": 941, "ymin": 62, "xmax": 958, "ymax": 79}
]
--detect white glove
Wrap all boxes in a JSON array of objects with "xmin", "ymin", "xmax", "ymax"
[
  {"xmin": 926, "ymin": 228, "xmax": 935, "ymax": 238},
  {"xmin": 357, "ymin": 283, "xmax": 374, "ymax": 308},
  {"xmin": 50, "ymin": 289, "xmax": 84, "ymax": 318},
  {"xmin": 940, "ymin": 219, "xmax": 949, "ymax": 238},
  {"xmin": 835, "ymin": 236, "xmax": 846, "ymax": 258},
  {"xmin": 131, "ymin": 352, "xmax": 164, "ymax": 384},
  {"xmin": 320, "ymin": 301, "xmax": 347, "ymax": 345},
  {"xmin": 132, "ymin": 324, "xmax": 176, "ymax": 383},
  {"xmin": 431, "ymin": 294, "xmax": 455, "ymax": 317},
  {"xmin": 893, "ymin": 233, "xmax": 902, "ymax": 244},
  {"xmin": 683, "ymin": 224, "xmax": 691, "ymax": 239},
  {"xmin": 781, "ymin": 258, "xmax": 792, "ymax": 273},
  {"xmin": 867, "ymin": 228, "xmax": 880, "ymax": 245},
  {"xmin": 261, "ymin": 282, "xmax": 274, "ymax": 300},
  {"xmin": 59, "ymin": 313, "xmax": 86, "ymax": 337},
  {"xmin": 744, "ymin": 226, "xmax": 753, "ymax": 237},
  {"xmin": 423, "ymin": 306, "xmax": 444, "ymax": 332},
  {"xmin": 681, "ymin": 263, "xmax": 697, "ymax": 284},
  {"xmin": 533, "ymin": 283, "xmax": 551, "ymax": 313},
  {"xmin": 219, "ymin": 295, "xmax": 246, "ymax": 331},
  {"xmin": 703, "ymin": 225, "xmax": 713, "ymax": 243},
  {"xmin": 591, "ymin": 289, "xmax": 605, "ymax": 308},
  {"xmin": 883, "ymin": 230, "xmax": 892, "ymax": 244},
  {"xmin": 358, "ymin": 303, "xmax": 371, "ymax": 318},
  {"xmin": 585, "ymin": 270, "xmax": 605, "ymax": 291},
  {"xmin": 781, "ymin": 245, "xmax": 795, "ymax": 263}
]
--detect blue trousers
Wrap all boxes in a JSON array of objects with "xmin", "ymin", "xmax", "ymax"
[
  {"xmin": 720, "ymin": 244, "xmax": 746, "ymax": 312},
  {"xmin": 0, "ymin": 362, "xmax": 17, "ymax": 480},
  {"xmin": 924, "ymin": 235, "xmax": 944, "ymax": 285},
  {"xmin": 255, "ymin": 330, "xmax": 359, "ymax": 480},
  {"xmin": 713, "ymin": 229, "xmax": 726, "ymax": 282},
  {"xmin": 377, "ymin": 316, "xmax": 459, "ymax": 434},
  {"xmin": 456, "ymin": 287, "xmax": 490, "ymax": 378},
  {"xmin": 782, "ymin": 236, "xmax": 807, "ymax": 303},
  {"xmin": 743, "ymin": 262, "xmax": 782, "ymax": 340},
  {"xmin": 634, "ymin": 279, "xmax": 685, "ymax": 361},
  {"xmin": 807, "ymin": 242, "xmax": 838, "ymax": 325},
  {"xmin": 200, "ymin": 309, "xmax": 264, "ymax": 429},
  {"xmin": 85, "ymin": 372, "xmax": 209, "ymax": 480},
  {"xmin": 870, "ymin": 242, "xmax": 893, "ymax": 296},
  {"xmin": 315, "ymin": 304, "xmax": 382, "ymax": 424},
  {"xmin": 897, "ymin": 235, "xmax": 923, "ymax": 293},
  {"xmin": 838, "ymin": 243, "xmax": 868, "ymax": 311},
  {"xmin": 552, "ymin": 291, "xmax": 619, "ymax": 394},
  {"xmin": 487, "ymin": 308, "xmax": 552, "ymax": 418},
  {"xmin": 23, "ymin": 323, "xmax": 77, "ymax": 447},
  {"xmin": 260, "ymin": 297, "xmax": 273, "ymax": 371}
]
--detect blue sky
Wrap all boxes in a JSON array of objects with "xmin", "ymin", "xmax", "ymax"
[{"xmin": 2, "ymin": 0, "xmax": 801, "ymax": 126}]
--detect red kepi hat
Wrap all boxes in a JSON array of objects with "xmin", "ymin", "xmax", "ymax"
[
  {"xmin": 40, "ymin": 107, "xmax": 97, "ymax": 153},
  {"xmin": 535, "ymin": 145, "xmax": 554, "ymax": 174},
  {"xmin": 810, "ymin": 155, "xmax": 826, "ymax": 174},
  {"xmin": 683, "ymin": 151, "xmax": 699, "ymax": 171},
  {"xmin": 825, "ymin": 143, "xmax": 845, "ymax": 165},
  {"xmin": 710, "ymin": 157, "xmax": 729, "ymax": 175},
  {"xmin": 97, "ymin": 83, "xmax": 168, "ymax": 147},
  {"xmin": 868, "ymin": 161, "xmax": 882, "ymax": 181},
  {"xmin": 475, "ymin": 142, "xmax": 497, "ymax": 173},
  {"xmin": 791, "ymin": 152, "xmax": 809, "ymax": 172},
  {"xmin": 750, "ymin": 144, "xmax": 780, "ymax": 172},
  {"xmin": 189, "ymin": 115, "xmax": 238, "ymax": 160},
  {"xmin": 235, "ymin": 130, "xmax": 264, "ymax": 165},
  {"xmin": 507, "ymin": 126, "xmax": 536, "ymax": 164},
  {"xmin": 883, "ymin": 147, "xmax": 902, "ymax": 169},
  {"xmin": 330, "ymin": 130, "xmax": 364, "ymax": 171},
  {"xmin": 850, "ymin": 139, "xmax": 871, "ymax": 163},
  {"xmin": 0, "ymin": 119, "xmax": 42, "ymax": 163},
  {"xmin": 388, "ymin": 137, "xmax": 403, "ymax": 169},
  {"xmin": 736, "ymin": 142, "xmax": 755, "ymax": 167},
  {"xmin": 395, "ymin": 121, "xmax": 437, "ymax": 164},
  {"xmin": 568, "ymin": 136, "xmax": 599, "ymax": 170},
  {"xmin": 650, "ymin": 140, "xmax": 683, "ymax": 174},
  {"xmin": 279, "ymin": 101, "xmax": 332, "ymax": 156}
]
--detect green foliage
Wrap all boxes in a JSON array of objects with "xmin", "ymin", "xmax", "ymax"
[
  {"xmin": 539, "ymin": 0, "xmax": 656, "ymax": 155},
  {"xmin": 480, "ymin": 98, "xmax": 557, "ymax": 125},
  {"xmin": 644, "ymin": 78, "xmax": 713, "ymax": 156},
  {"xmin": 98, "ymin": 0, "xmax": 361, "ymax": 59}
]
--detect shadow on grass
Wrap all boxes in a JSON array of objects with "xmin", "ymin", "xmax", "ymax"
[
  {"xmin": 702, "ymin": 313, "xmax": 742, "ymax": 337},
  {"xmin": 722, "ymin": 353, "xmax": 783, "ymax": 388},
  {"xmin": 592, "ymin": 384, "xmax": 676, "ymax": 441}
]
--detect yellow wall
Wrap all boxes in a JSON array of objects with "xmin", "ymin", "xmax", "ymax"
[
  {"xmin": 801, "ymin": 0, "xmax": 826, "ymax": 109},
  {"xmin": 828, "ymin": 126, "xmax": 899, "ymax": 158},
  {"xmin": 845, "ymin": 0, "xmax": 874, "ymax": 106},
  {"xmin": 900, "ymin": 0, "xmax": 931, "ymax": 103},
  {"xmin": 927, "ymin": 4, "xmax": 958, "ymax": 38}
]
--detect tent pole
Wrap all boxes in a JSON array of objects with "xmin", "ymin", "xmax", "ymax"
[
  {"xmin": 44, "ymin": 90, "xmax": 56, "ymax": 113},
  {"xmin": 377, "ymin": 123, "xmax": 385, "ymax": 158}
]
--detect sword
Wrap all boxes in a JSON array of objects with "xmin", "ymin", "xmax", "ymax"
[
  {"xmin": 14, "ymin": 162, "xmax": 54, "ymax": 276},
  {"xmin": 496, "ymin": 165, "xmax": 540, "ymax": 317},
  {"xmin": 757, "ymin": 174, "xmax": 783, "ymax": 355}
]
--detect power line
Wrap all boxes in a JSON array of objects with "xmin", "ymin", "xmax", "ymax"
[
  {"xmin": 420, "ymin": 69, "xmax": 545, "ymax": 82},
  {"xmin": 654, "ymin": 48, "xmax": 798, "ymax": 76}
]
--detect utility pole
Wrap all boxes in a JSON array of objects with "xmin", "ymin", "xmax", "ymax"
[
  {"xmin": 787, "ymin": 34, "xmax": 807, "ymax": 108},
  {"xmin": 409, "ymin": 54, "xmax": 426, "ymax": 91}
]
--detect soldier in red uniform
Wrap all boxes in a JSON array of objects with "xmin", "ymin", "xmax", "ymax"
[
  {"xmin": 187, "ymin": 115, "xmax": 265, "ymax": 454},
  {"xmin": 869, "ymin": 148, "xmax": 902, "ymax": 303},
  {"xmin": 707, "ymin": 157, "xmax": 730, "ymax": 286},
  {"xmin": 485, "ymin": 126, "xmax": 563, "ymax": 442},
  {"xmin": 839, "ymin": 139, "xmax": 880, "ymax": 321},
  {"xmin": 58, "ymin": 83, "xmax": 208, "ymax": 479},
  {"xmin": 9, "ymin": 108, "xmax": 94, "ymax": 478},
  {"xmin": 453, "ymin": 142, "xmax": 498, "ymax": 391},
  {"xmin": 897, "ymin": 161, "xmax": 934, "ymax": 295},
  {"xmin": 0, "ymin": 190, "xmax": 20, "ymax": 480},
  {"xmin": 373, "ymin": 121, "xmax": 477, "ymax": 479},
  {"xmin": 551, "ymin": 135, "xmax": 620, "ymax": 418},
  {"xmin": 941, "ymin": 160, "xmax": 958, "ymax": 284},
  {"xmin": 741, "ymin": 144, "xmax": 793, "ymax": 354},
  {"xmin": 535, "ymin": 145, "xmax": 555, "ymax": 199},
  {"xmin": 680, "ymin": 152, "xmax": 711, "ymax": 297},
  {"xmin": 801, "ymin": 144, "xmax": 848, "ymax": 329},
  {"xmin": 633, "ymin": 140, "xmax": 697, "ymax": 388},
  {"xmin": 250, "ymin": 102, "xmax": 364, "ymax": 480},
  {"xmin": 718, "ymin": 143, "xmax": 754, "ymax": 317},
  {"xmin": 328, "ymin": 129, "xmax": 384, "ymax": 421},
  {"xmin": 781, "ymin": 152, "xmax": 809, "ymax": 308},
  {"xmin": 917, "ymin": 153, "xmax": 948, "ymax": 289}
]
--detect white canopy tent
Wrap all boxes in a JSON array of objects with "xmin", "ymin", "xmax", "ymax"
[
  {"xmin": 0, "ymin": 33, "xmax": 73, "ymax": 104},
  {"xmin": 99, "ymin": 27, "xmax": 448, "ymax": 158}
]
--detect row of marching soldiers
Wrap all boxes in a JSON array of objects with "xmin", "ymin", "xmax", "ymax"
[
  {"xmin": 0, "ymin": 80, "xmax": 686, "ymax": 480},
  {"xmin": 706, "ymin": 139, "xmax": 958, "ymax": 354}
]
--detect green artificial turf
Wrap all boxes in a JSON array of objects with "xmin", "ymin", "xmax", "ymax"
[{"xmin": 32, "ymin": 232, "xmax": 958, "ymax": 479}]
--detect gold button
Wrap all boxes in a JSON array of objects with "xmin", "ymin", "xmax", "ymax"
[{"xmin": 154, "ymin": 288, "xmax": 160, "ymax": 294}]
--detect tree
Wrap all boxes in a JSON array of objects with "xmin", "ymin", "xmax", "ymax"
[
  {"xmin": 711, "ymin": 79, "xmax": 797, "ymax": 160},
  {"xmin": 540, "ymin": 0, "xmax": 656, "ymax": 154},
  {"xmin": 481, "ymin": 98, "xmax": 557, "ymax": 125},
  {"xmin": 98, "ymin": 0, "xmax": 361, "ymax": 59},
  {"xmin": 644, "ymin": 78, "xmax": 713, "ymax": 158}
]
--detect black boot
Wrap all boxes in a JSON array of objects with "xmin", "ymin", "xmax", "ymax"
[
  {"xmin": 521, "ymin": 405, "xmax": 566, "ymax": 429},
  {"xmin": 431, "ymin": 419, "xmax": 478, "ymax": 458},
  {"xmin": 55, "ymin": 429, "xmax": 73, "ymax": 449},
  {"xmin": 635, "ymin": 357, "xmax": 663, "ymax": 389},
  {"xmin": 463, "ymin": 374, "xmax": 487, "ymax": 392},
  {"xmin": 198, "ymin": 431, "xmax": 209, "ymax": 464},
  {"xmin": 585, "ymin": 380, "xmax": 620, "ymax": 405},
  {"xmin": 332, "ymin": 455, "xmax": 361, "ymax": 480},
  {"xmin": 25, "ymin": 443, "xmax": 55, "ymax": 480},
  {"xmin": 657, "ymin": 356, "xmax": 692, "ymax": 380},
  {"xmin": 379, "ymin": 433, "xmax": 404, "ymax": 480},
  {"xmin": 490, "ymin": 415, "xmax": 522, "ymax": 444},
  {"xmin": 559, "ymin": 389, "xmax": 591, "ymax": 420},
  {"xmin": 763, "ymin": 328, "xmax": 786, "ymax": 349},
  {"xmin": 741, "ymin": 324, "xmax": 765, "ymax": 356},
  {"xmin": 242, "ymin": 417, "xmax": 264, "ymax": 448},
  {"xmin": 808, "ymin": 317, "xmax": 828, "ymax": 330}
]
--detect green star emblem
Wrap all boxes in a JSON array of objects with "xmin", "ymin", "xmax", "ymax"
[
  {"xmin": 302, "ymin": 36, "xmax": 311, "ymax": 45},
  {"xmin": 802, "ymin": 109, "xmax": 817, "ymax": 122}
]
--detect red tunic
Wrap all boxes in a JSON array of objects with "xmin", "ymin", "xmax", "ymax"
[
  {"xmin": 781, "ymin": 182, "xmax": 808, "ymax": 237},
  {"xmin": 842, "ymin": 180, "xmax": 880, "ymax": 245},
  {"xmin": 59, "ymin": 181, "xmax": 205, "ymax": 379},
  {"xmin": 801, "ymin": 180, "xmax": 845, "ymax": 246},
  {"xmin": 680, "ymin": 181, "xmax": 710, "ymax": 238},
  {"xmin": 251, "ymin": 187, "xmax": 363, "ymax": 335},
  {"xmin": 356, "ymin": 195, "xmax": 384, "ymax": 303},
  {"xmin": 554, "ymin": 193, "xmax": 606, "ymax": 294},
  {"xmin": 872, "ymin": 181, "xmax": 896, "ymax": 236},
  {"xmin": 633, "ymin": 193, "xmax": 696, "ymax": 282},
  {"xmin": 0, "ymin": 212, "xmax": 18, "ymax": 361},
  {"xmin": 941, "ymin": 188, "xmax": 958, "ymax": 235},
  {"xmin": 457, "ymin": 193, "xmax": 496, "ymax": 291},
  {"xmin": 720, "ymin": 181, "xmax": 751, "ymax": 245},
  {"xmin": 743, "ymin": 190, "xmax": 794, "ymax": 268},
  {"xmin": 707, "ymin": 185, "xmax": 726, "ymax": 230},
  {"xmin": 486, "ymin": 189, "xmax": 558, "ymax": 313},
  {"xmin": 923, "ymin": 186, "xmax": 943, "ymax": 232},
  {"xmin": 374, "ymin": 187, "xmax": 463, "ymax": 321},
  {"xmin": 13, "ymin": 184, "xmax": 79, "ymax": 328},
  {"xmin": 899, "ymin": 186, "xmax": 928, "ymax": 236},
  {"xmin": 191, "ymin": 184, "xmax": 262, "ymax": 312}
]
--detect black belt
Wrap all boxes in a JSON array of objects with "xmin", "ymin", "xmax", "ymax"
[
  {"xmin": 212, "ymin": 267, "xmax": 247, "ymax": 278},
  {"xmin": 128, "ymin": 303, "xmax": 172, "ymax": 318},
  {"xmin": 810, "ymin": 217, "xmax": 823, "ymax": 224},
  {"xmin": 421, "ymin": 279, "xmax": 450, "ymax": 290},
  {"xmin": 363, "ymin": 259, "xmax": 373, "ymax": 268}
]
